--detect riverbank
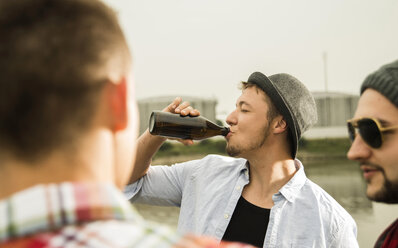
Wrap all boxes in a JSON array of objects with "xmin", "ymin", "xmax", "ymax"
[{"xmin": 153, "ymin": 137, "xmax": 351, "ymax": 164}]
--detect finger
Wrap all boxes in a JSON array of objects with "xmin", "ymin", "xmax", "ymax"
[
  {"xmin": 181, "ymin": 108, "xmax": 200, "ymax": 117},
  {"xmin": 168, "ymin": 137, "xmax": 194, "ymax": 146},
  {"xmin": 180, "ymin": 139, "xmax": 194, "ymax": 146},
  {"xmin": 180, "ymin": 106, "xmax": 194, "ymax": 116},
  {"xmin": 191, "ymin": 109, "xmax": 200, "ymax": 116},
  {"xmin": 163, "ymin": 97, "xmax": 182, "ymax": 113},
  {"xmin": 174, "ymin": 101, "xmax": 190, "ymax": 114},
  {"xmin": 180, "ymin": 107, "xmax": 200, "ymax": 117}
]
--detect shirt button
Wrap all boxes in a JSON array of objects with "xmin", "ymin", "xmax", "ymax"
[
  {"xmin": 236, "ymin": 186, "xmax": 241, "ymax": 190},
  {"xmin": 224, "ymin": 214, "xmax": 229, "ymax": 219}
]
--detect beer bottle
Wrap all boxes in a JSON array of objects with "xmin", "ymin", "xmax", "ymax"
[{"xmin": 149, "ymin": 111, "xmax": 230, "ymax": 140}]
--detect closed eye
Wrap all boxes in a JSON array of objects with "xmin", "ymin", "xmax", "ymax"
[{"xmin": 237, "ymin": 101, "xmax": 252, "ymax": 113}]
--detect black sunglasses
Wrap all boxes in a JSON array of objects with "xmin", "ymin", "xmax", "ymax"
[{"xmin": 347, "ymin": 117, "xmax": 398, "ymax": 148}]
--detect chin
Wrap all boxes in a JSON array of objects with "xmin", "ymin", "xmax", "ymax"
[
  {"xmin": 367, "ymin": 184, "xmax": 398, "ymax": 203},
  {"xmin": 226, "ymin": 145, "xmax": 240, "ymax": 157}
]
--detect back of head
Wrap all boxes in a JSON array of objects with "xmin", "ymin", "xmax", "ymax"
[{"xmin": 0, "ymin": 0, "xmax": 130, "ymax": 161}]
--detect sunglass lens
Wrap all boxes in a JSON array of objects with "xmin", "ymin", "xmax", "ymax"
[
  {"xmin": 358, "ymin": 119, "xmax": 382, "ymax": 148},
  {"xmin": 347, "ymin": 122, "xmax": 356, "ymax": 142}
]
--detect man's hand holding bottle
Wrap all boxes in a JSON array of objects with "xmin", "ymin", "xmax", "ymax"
[
  {"xmin": 159, "ymin": 97, "xmax": 201, "ymax": 146},
  {"xmin": 150, "ymin": 97, "xmax": 229, "ymax": 142}
]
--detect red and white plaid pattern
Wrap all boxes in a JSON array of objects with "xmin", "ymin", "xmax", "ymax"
[
  {"xmin": 0, "ymin": 183, "xmax": 178, "ymax": 247},
  {"xmin": 0, "ymin": 183, "xmax": 257, "ymax": 248}
]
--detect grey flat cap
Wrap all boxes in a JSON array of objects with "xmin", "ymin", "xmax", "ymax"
[{"xmin": 247, "ymin": 72, "xmax": 317, "ymax": 158}]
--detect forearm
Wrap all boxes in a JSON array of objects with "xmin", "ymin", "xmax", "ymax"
[{"xmin": 128, "ymin": 129, "xmax": 166, "ymax": 183}]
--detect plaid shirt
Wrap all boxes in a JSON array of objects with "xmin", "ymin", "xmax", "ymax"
[
  {"xmin": 0, "ymin": 183, "xmax": 179, "ymax": 248},
  {"xmin": 0, "ymin": 183, "xmax": 255, "ymax": 248},
  {"xmin": 374, "ymin": 218, "xmax": 398, "ymax": 248}
]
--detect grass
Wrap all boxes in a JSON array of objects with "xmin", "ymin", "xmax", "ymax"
[
  {"xmin": 154, "ymin": 139, "xmax": 227, "ymax": 159},
  {"xmin": 154, "ymin": 137, "xmax": 352, "ymax": 160},
  {"xmin": 299, "ymin": 137, "xmax": 351, "ymax": 154}
]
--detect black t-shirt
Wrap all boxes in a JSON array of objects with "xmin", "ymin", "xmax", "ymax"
[{"xmin": 222, "ymin": 196, "xmax": 270, "ymax": 247}]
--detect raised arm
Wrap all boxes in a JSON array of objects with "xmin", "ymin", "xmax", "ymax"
[{"xmin": 128, "ymin": 97, "xmax": 200, "ymax": 183}]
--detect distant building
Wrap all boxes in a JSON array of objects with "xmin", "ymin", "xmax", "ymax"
[
  {"xmin": 305, "ymin": 92, "xmax": 359, "ymax": 139},
  {"xmin": 138, "ymin": 96, "xmax": 218, "ymax": 135}
]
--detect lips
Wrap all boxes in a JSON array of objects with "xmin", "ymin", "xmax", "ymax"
[
  {"xmin": 360, "ymin": 165, "xmax": 381, "ymax": 180},
  {"xmin": 225, "ymin": 129, "xmax": 235, "ymax": 140}
]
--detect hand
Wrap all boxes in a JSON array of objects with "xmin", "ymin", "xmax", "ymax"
[
  {"xmin": 173, "ymin": 234, "xmax": 258, "ymax": 248},
  {"xmin": 162, "ymin": 97, "xmax": 200, "ymax": 146}
]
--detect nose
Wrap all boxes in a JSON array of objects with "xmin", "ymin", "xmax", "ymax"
[
  {"xmin": 226, "ymin": 109, "xmax": 237, "ymax": 126},
  {"xmin": 347, "ymin": 134, "xmax": 372, "ymax": 161}
]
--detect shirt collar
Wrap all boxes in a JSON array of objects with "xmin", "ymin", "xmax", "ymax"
[
  {"xmin": 275, "ymin": 159, "xmax": 307, "ymax": 203},
  {"xmin": 0, "ymin": 182, "xmax": 142, "ymax": 241},
  {"xmin": 239, "ymin": 160, "xmax": 250, "ymax": 179}
]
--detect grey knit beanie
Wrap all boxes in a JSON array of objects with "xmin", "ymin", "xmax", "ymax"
[
  {"xmin": 247, "ymin": 72, "xmax": 317, "ymax": 158},
  {"xmin": 361, "ymin": 60, "xmax": 398, "ymax": 107}
]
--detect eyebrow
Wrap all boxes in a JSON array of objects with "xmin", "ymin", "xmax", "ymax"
[
  {"xmin": 236, "ymin": 101, "xmax": 252, "ymax": 108},
  {"xmin": 378, "ymin": 119, "xmax": 391, "ymax": 127}
]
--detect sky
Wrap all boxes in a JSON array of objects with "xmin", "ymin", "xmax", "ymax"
[{"xmin": 103, "ymin": 0, "xmax": 398, "ymax": 117}]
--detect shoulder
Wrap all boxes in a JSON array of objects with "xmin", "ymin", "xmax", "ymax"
[
  {"xmin": 5, "ymin": 220, "xmax": 178, "ymax": 248},
  {"xmin": 170, "ymin": 154, "xmax": 245, "ymax": 169},
  {"xmin": 303, "ymin": 180, "xmax": 353, "ymax": 219},
  {"xmin": 302, "ymin": 179, "xmax": 357, "ymax": 240},
  {"xmin": 194, "ymin": 154, "xmax": 247, "ymax": 172},
  {"xmin": 201, "ymin": 154, "xmax": 246, "ymax": 165},
  {"xmin": 171, "ymin": 154, "xmax": 246, "ymax": 179},
  {"xmin": 85, "ymin": 220, "xmax": 178, "ymax": 246}
]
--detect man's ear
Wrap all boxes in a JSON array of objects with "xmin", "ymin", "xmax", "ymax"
[
  {"xmin": 106, "ymin": 77, "xmax": 128, "ymax": 132},
  {"xmin": 273, "ymin": 116, "xmax": 288, "ymax": 134}
]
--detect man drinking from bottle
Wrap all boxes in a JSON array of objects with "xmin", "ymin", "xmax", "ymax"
[{"xmin": 125, "ymin": 72, "xmax": 359, "ymax": 247}]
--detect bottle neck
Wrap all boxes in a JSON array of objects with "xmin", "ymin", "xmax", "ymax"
[{"xmin": 221, "ymin": 127, "xmax": 230, "ymax": 136}]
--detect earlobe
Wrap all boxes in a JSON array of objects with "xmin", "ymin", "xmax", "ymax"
[{"xmin": 107, "ymin": 78, "xmax": 128, "ymax": 132}]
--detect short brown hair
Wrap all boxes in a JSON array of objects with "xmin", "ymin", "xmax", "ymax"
[
  {"xmin": 240, "ymin": 81, "xmax": 280, "ymax": 121},
  {"xmin": 0, "ymin": 0, "xmax": 130, "ymax": 161}
]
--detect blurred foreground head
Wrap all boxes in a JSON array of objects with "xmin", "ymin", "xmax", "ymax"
[{"xmin": 0, "ymin": 0, "xmax": 139, "ymax": 193}]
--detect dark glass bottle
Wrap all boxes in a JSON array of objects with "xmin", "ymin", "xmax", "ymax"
[{"xmin": 149, "ymin": 111, "xmax": 230, "ymax": 140}]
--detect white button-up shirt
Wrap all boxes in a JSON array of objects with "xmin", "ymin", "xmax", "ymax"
[{"xmin": 125, "ymin": 155, "xmax": 359, "ymax": 248}]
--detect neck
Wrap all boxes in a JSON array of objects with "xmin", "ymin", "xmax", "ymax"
[
  {"xmin": 241, "ymin": 139, "xmax": 297, "ymax": 208},
  {"xmin": 248, "ymin": 157, "xmax": 296, "ymax": 191},
  {"xmin": 0, "ymin": 129, "xmax": 115, "ymax": 199}
]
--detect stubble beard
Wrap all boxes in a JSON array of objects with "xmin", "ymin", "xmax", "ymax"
[
  {"xmin": 366, "ymin": 165, "xmax": 398, "ymax": 204},
  {"xmin": 226, "ymin": 124, "xmax": 271, "ymax": 158}
]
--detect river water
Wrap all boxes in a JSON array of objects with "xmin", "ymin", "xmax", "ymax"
[{"xmin": 132, "ymin": 159, "xmax": 398, "ymax": 248}]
